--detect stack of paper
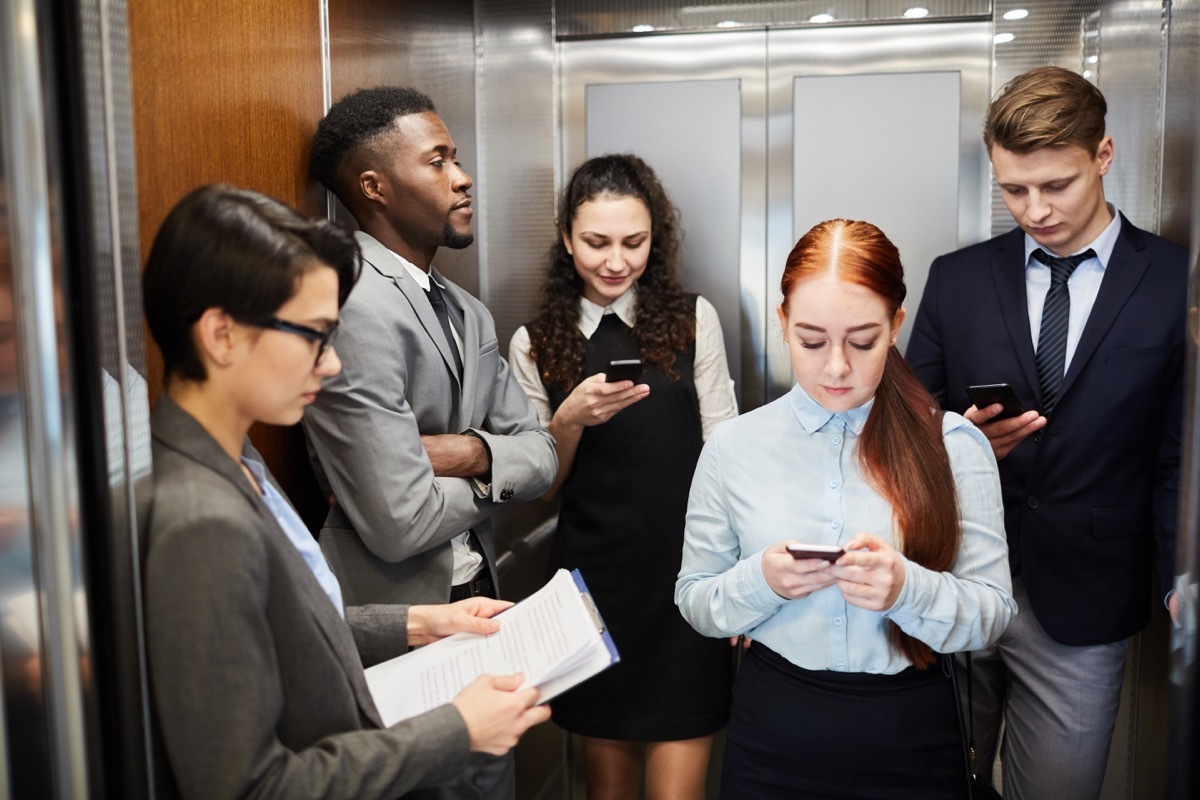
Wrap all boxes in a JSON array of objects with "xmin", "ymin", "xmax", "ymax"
[{"xmin": 365, "ymin": 569, "xmax": 619, "ymax": 726}]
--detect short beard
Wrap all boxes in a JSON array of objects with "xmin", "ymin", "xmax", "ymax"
[{"xmin": 442, "ymin": 222, "xmax": 474, "ymax": 250}]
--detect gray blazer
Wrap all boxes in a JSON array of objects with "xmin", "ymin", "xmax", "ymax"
[
  {"xmin": 145, "ymin": 396, "xmax": 469, "ymax": 799},
  {"xmin": 303, "ymin": 231, "xmax": 556, "ymax": 606}
]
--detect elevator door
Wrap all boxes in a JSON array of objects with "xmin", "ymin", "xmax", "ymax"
[{"xmin": 561, "ymin": 21, "xmax": 991, "ymax": 408}]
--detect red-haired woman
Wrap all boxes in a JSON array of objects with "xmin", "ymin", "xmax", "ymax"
[{"xmin": 676, "ymin": 219, "xmax": 1016, "ymax": 799}]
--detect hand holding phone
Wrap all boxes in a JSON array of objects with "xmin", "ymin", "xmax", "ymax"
[
  {"xmin": 785, "ymin": 543, "xmax": 845, "ymax": 562},
  {"xmin": 966, "ymin": 383, "xmax": 1025, "ymax": 420},
  {"xmin": 605, "ymin": 359, "xmax": 644, "ymax": 383}
]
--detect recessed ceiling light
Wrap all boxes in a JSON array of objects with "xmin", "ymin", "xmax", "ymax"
[
  {"xmin": 1003, "ymin": 9, "xmax": 1030, "ymax": 21},
  {"xmin": 993, "ymin": 32, "xmax": 1015, "ymax": 44},
  {"xmin": 810, "ymin": 13, "xmax": 834, "ymax": 23},
  {"xmin": 1082, "ymin": 69, "xmax": 1093, "ymax": 78},
  {"xmin": 632, "ymin": 24, "xmax": 654, "ymax": 32},
  {"xmin": 904, "ymin": 7, "xmax": 930, "ymax": 19},
  {"xmin": 1086, "ymin": 54, "xmax": 1099, "ymax": 64},
  {"xmin": 716, "ymin": 20, "xmax": 739, "ymax": 28}
]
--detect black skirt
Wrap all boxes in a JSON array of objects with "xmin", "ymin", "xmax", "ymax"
[{"xmin": 721, "ymin": 642, "xmax": 968, "ymax": 799}]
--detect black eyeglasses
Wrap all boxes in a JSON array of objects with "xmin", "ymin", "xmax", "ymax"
[{"xmin": 250, "ymin": 318, "xmax": 339, "ymax": 366}]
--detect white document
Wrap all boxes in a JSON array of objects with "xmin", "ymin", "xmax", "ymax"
[{"xmin": 365, "ymin": 568, "xmax": 618, "ymax": 726}]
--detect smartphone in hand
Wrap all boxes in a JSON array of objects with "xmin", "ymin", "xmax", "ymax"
[
  {"xmin": 966, "ymin": 383, "xmax": 1026, "ymax": 420},
  {"xmin": 785, "ymin": 543, "xmax": 844, "ymax": 562},
  {"xmin": 605, "ymin": 359, "xmax": 644, "ymax": 383}
]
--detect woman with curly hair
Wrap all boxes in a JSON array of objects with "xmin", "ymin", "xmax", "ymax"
[{"xmin": 509, "ymin": 154, "xmax": 737, "ymax": 799}]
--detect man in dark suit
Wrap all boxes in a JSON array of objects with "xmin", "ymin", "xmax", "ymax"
[
  {"xmin": 303, "ymin": 87, "xmax": 557, "ymax": 800},
  {"xmin": 907, "ymin": 66, "xmax": 1186, "ymax": 799}
]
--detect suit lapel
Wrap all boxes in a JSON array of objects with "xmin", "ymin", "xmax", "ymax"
[
  {"xmin": 356, "ymin": 232, "xmax": 464, "ymax": 395},
  {"xmin": 433, "ymin": 268, "xmax": 479, "ymax": 425},
  {"xmin": 1058, "ymin": 215, "xmax": 1148, "ymax": 401},
  {"xmin": 989, "ymin": 230, "xmax": 1043, "ymax": 405}
]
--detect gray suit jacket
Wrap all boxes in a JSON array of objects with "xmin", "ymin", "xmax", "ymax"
[
  {"xmin": 303, "ymin": 231, "xmax": 556, "ymax": 605},
  {"xmin": 145, "ymin": 396, "xmax": 469, "ymax": 799}
]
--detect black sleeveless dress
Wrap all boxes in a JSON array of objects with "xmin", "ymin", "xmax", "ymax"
[{"xmin": 537, "ymin": 306, "xmax": 733, "ymax": 741}]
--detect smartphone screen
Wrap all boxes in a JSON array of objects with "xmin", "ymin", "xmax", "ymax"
[
  {"xmin": 605, "ymin": 359, "xmax": 644, "ymax": 383},
  {"xmin": 785, "ymin": 544, "xmax": 844, "ymax": 562},
  {"xmin": 966, "ymin": 383, "xmax": 1025, "ymax": 420}
]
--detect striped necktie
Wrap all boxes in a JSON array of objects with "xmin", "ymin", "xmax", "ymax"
[{"xmin": 1032, "ymin": 247, "xmax": 1095, "ymax": 414}]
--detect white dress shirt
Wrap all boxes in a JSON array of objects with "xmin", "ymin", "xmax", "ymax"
[{"xmin": 508, "ymin": 286, "xmax": 738, "ymax": 440}]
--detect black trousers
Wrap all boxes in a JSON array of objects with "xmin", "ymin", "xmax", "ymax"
[{"xmin": 720, "ymin": 642, "xmax": 968, "ymax": 800}]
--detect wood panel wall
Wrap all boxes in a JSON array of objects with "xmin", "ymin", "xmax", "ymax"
[{"xmin": 128, "ymin": 0, "xmax": 328, "ymax": 525}]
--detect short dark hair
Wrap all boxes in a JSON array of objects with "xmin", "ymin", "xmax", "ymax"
[
  {"xmin": 310, "ymin": 86, "xmax": 436, "ymax": 204},
  {"xmin": 984, "ymin": 66, "xmax": 1107, "ymax": 156},
  {"xmin": 143, "ymin": 184, "xmax": 361, "ymax": 382}
]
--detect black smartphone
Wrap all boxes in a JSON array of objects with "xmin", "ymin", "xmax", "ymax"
[
  {"xmin": 785, "ymin": 543, "xmax": 844, "ymax": 562},
  {"xmin": 966, "ymin": 383, "xmax": 1026, "ymax": 420},
  {"xmin": 605, "ymin": 359, "xmax": 644, "ymax": 383}
]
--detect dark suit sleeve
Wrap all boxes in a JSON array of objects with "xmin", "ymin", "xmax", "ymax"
[
  {"xmin": 906, "ymin": 254, "xmax": 950, "ymax": 406},
  {"xmin": 145, "ymin": 508, "xmax": 469, "ymax": 800},
  {"xmin": 346, "ymin": 604, "xmax": 410, "ymax": 668}
]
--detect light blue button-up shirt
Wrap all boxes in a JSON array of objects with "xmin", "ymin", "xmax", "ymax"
[
  {"xmin": 676, "ymin": 385, "xmax": 1016, "ymax": 674},
  {"xmin": 243, "ymin": 457, "xmax": 345, "ymax": 619}
]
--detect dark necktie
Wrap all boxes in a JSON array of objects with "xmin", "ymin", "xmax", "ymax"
[
  {"xmin": 425, "ymin": 280, "xmax": 464, "ymax": 380},
  {"xmin": 1033, "ymin": 247, "xmax": 1095, "ymax": 414}
]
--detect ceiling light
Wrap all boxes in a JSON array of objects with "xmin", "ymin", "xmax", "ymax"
[
  {"xmin": 632, "ymin": 24, "xmax": 654, "ymax": 32},
  {"xmin": 904, "ymin": 7, "xmax": 930, "ymax": 19},
  {"xmin": 810, "ymin": 13, "xmax": 834, "ymax": 23},
  {"xmin": 993, "ymin": 32, "xmax": 1015, "ymax": 44},
  {"xmin": 1002, "ymin": 9, "xmax": 1029, "ymax": 21},
  {"xmin": 716, "ymin": 20, "xmax": 739, "ymax": 28}
]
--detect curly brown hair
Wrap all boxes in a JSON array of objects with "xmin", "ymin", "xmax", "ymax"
[{"xmin": 527, "ymin": 154, "xmax": 695, "ymax": 392}]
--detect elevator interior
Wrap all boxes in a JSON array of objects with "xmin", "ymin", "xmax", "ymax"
[{"xmin": 1, "ymin": 0, "xmax": 1199, "ymax": 798}]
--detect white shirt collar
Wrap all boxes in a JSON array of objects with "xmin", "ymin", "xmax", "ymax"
[
  {"xmin": 1023, "ymin": 202, "xmax": 1121, "ymax": 271},
  {"xmin": 388, "ymin": 249, "xmax": 446, "ymax": 292},
  {"xmin": 577, "ymin": 286, "xmax": 638, "ymax": 338}
]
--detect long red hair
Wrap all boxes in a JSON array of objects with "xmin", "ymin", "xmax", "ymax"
[{"xmin": 782, "ymin": 219, "xmax": 961, "ymax": 670}]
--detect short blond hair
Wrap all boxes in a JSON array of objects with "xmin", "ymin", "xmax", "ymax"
[{"xmin": 984, "ymin": 66, "xmax": 1107, "ymax": 156}]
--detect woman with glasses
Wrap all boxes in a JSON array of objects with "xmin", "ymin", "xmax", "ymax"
[{"xmin": 141, "ymin": 184, "xmax": 549, "ymax": 799}]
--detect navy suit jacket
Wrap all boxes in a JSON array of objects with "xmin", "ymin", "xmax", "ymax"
[{"xmin": 906, "ymin": 214, "xmax": 1186, "ymax": 646}]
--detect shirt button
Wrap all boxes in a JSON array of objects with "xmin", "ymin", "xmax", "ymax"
[
  {"xmin": 1027, "ymin": 496, "xmax": 1039, "ymax": 509},
  {"xmin": 829, "ymin": 479, "xmax": 840, "ymax": 489},
  {"xmin": 831, "ymin": 436, "xmax": 842, "ymax": 445},
  {"xmin": 831, "ymin": 519, "xmax": 841, "ymax": 529},
  {"xmin": 833, "ymin": 617, "xmax": 844, "ymax": 626},
  {"xmin": 834, "ymin": 662, "xmax": 846, "ymax": 671}
]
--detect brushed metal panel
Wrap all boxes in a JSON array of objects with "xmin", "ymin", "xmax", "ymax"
[
  {"xmin": 556, "ymin": 0, "xmax": 991, "ymax": 38},
  {"xmin": 562, "ymin": 30, "xmax": 770, "ymax": 407},
  {"xmin": 1162, "ymin": 0, "xmax": 1198, "ymax": 247},
  {"xmin": 766, "ymin": 22, "xmax": 992, "ymax": 399}
]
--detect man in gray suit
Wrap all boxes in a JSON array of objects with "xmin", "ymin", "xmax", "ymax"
[{"xmin": 304, "ymin": 87, "xmax": 557, "ymax": 800}]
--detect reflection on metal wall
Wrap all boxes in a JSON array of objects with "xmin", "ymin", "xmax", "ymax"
[
  {"xmin": 0, "ymin": 0, "xmax": 91, "ymax": 796},
  {"xmin": 556, "ymin": 0, "xmax": 991, "ymax": 38},
  {"xmin": 475, "ymin": 0, "xmax": 556, "ymax": 342},
  {"xmin": 472, "ymin": 1, "xmax": 561, "ymax": 595},
  {"xmin": 1168, "ymin": 4, "xmax": 1199, "ymax": 797},
  {"xmin": 75, "ymin": 0, "xmax": 156, "ymax": 795}
]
